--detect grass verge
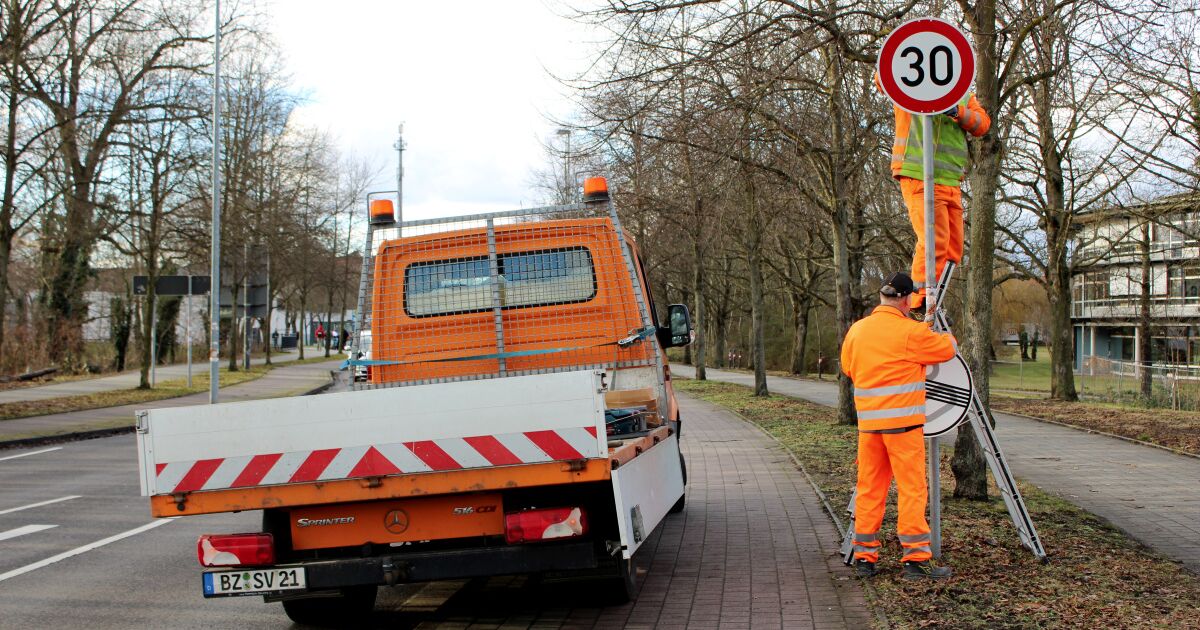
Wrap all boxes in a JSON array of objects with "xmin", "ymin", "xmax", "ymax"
[
  {"xmin": 0, "ymin": 355, "xmax": 339, "ymax": 423},
  {"xmin": 990, "ymin": 397, "xmax": 1200, "ymax": 456},
  {"xmin": 676, "ymin": 378, "xmax": 1200, "ymax": 630}
]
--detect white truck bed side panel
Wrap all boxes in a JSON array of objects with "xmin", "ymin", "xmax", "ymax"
[
  {"xmin": 138, "ymin": 370, "xmax": 607, "ymax": 496},
  {"xmin": 610, "ymin": 434, "xmax": 684, "ymax": 558}
]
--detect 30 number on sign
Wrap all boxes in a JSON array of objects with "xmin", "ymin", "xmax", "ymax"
[
  {"xmin": 877, "ymin": 18, "xmax": 975, "ymax": 115},
  {"xmin": 898, "ymin": 43, "xmax": 955, "ymax": 88}
]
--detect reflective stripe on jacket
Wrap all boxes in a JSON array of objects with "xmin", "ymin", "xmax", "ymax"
[
  {"xmin": 890, "ymin": 94, "xmax": 990, "ymax": 186},
  {"xmin": 840, "ymin": 305, "xmax": 957, "ymax": 431}
]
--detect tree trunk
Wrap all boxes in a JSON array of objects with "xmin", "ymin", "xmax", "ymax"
[
  {"xmin": 692, "ymin": 237, "xmax": 707, "ymax": 380},
  {"xmin": 1139, "ymin": 223, "xmax": 1152, "ymax": 400},
  {"xmin": 714, "ymin": 311, "xmax": 727, "ymax": 368},
  {"xmin": 228, "ymin": 279, "xmax": 240, "ymax": 372},
  {"xmin": 952, "ymin": 0, "xmax": 999, "ymax": 500},
  {"xmin": 749, "ymin": 241, "xmax": 767, "ymax": 396},
  {"xmin": 297, "ymin": 294, "xmax": 306, "ymax": 360},
  {"xmin": 791, "ymin": 294, "xmax": 809, "ymax": 376},
  {"xmin": 681, "ymin": 288, "xmax": 693, "ymax": 365},
  {"xmin": 46, "ymin": 179, "xmax": 94, "ymax": 366},
  {"xmin": 1047, "ymin": 260, "xmax": 1076, "ymax": 400},
  {"xmin": 138, "ymin": 288, "xmax": 155, "ymax": 389}
]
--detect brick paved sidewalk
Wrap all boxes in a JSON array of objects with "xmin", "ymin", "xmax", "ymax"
[
  {"xmin": 366, "ymin": 393, "xmax": 871, "ymax": 629},
  {"xmin": 674, "ymin": 365, "xmax": 1200, "ymax": 575}
]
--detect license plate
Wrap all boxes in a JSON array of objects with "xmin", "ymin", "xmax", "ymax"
[{"xmin": 202, "ymin": 567, "xmax": 306, "ymax": 597}]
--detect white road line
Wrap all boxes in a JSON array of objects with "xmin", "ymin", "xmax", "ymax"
[
  {"xmin": 0, "ymin": 495, "xmax": 82, "ymax": 516},
  {"xmin": 0, "ymin": 519, "xmax": 175, "ymax": 583},
  {"xmin": 0, "ymin": 524, "xmax": 57, "ymax": 542},
  {"xmin": 0, "ymin": 447, "xmax": 62, "ymax": 462}
]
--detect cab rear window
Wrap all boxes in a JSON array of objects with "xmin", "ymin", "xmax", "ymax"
[{"xmin": 404, "ymin": 247, "xmax": 596, "ymax": 317}]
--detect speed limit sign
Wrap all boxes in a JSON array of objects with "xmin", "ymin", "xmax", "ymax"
[{"xmin": 877, "ymin": 18, "xmax": 975, "ymax": 114}]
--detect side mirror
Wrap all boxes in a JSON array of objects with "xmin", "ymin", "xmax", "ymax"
[{"xmin": 660, "ymin": 304, "xmax": 693, "ymax": 348}]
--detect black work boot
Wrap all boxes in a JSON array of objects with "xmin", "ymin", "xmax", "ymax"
[
  {"xmin": 854, "ymin": 559, "xmax": 877, "ymax": 578},
  {"xmin": 901, "ymin": 560, "xmax": 952, "ymax": 580}
]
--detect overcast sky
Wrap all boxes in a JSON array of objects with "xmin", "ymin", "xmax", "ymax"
[{"xmin": 268, "ymin": 1, "xmax": 596, "ymax": 221}]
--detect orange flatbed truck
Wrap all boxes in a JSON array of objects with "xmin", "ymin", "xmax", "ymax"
[{"xmin": 136, "ymin": 177, "xmax": 694, "ymax": 625}]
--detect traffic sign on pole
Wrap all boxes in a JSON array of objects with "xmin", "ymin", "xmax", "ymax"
[
  {"xmin": 878, "ymin": 17, "xmax": 977, "ymax": 561},
  {"xmin": 877, "ymin": 18, "xmax": 975, "ymax": 115}
]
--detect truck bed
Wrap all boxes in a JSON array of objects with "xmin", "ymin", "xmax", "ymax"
[{"xmin": 137, "ymin": 370, "xmax": 610, "ymax": 517}]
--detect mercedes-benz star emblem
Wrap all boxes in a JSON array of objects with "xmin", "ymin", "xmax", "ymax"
[{"xmin": 384, "ymin": 509, "xmax": 409, "ymax": 534}]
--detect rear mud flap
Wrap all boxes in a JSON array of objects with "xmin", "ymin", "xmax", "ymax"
[{"xmin": 610, "ymin": 434, "xmax": 684, "ymax": 558}]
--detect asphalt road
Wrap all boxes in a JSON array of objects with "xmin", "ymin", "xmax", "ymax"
[{"xmin": 0, "ymin": 380, "xmax": 865, "ymax": 629}]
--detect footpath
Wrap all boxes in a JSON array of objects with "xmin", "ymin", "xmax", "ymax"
[
  {"xmin": 672, "ymin": 365, "xmax": 1200, "ymax": 575},
  {"xmin": 0, "ymin": 357, "xmax": 342, "ymax": 443},
  {"xmin": 0, "ymin": 350, "xmax": 305, "ymax": 404}
]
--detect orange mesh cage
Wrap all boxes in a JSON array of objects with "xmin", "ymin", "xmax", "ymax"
[{"xmin": 367, "ymin": 216, "xmax": 654, "ymax": 386}]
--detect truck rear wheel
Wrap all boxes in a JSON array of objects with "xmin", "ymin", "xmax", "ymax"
[
  {"xmin": 281, "ymin": 586, "xmax": 377, "ymax": 627},
  {"xmin": 669, "ymin": 452, "xmax": 687, "ymax": 514}
]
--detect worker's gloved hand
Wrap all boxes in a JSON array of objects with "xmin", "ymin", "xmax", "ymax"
[{"xmin": 943, "ymin": 107, "xmax": 960, "ymax": 119}]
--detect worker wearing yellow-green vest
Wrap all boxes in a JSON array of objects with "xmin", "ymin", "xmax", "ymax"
[{"xmin": 879, "ymin": 76, "xmax": 991, "ymax": 312}]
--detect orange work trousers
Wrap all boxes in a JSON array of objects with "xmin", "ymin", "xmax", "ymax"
[
  {"xmin": 900, "ymin": 176, "xmax": 963, "ymax": 308},
  {"xmin": 851, "ymin": 427, "xmax": 933, "ymax": 563}
]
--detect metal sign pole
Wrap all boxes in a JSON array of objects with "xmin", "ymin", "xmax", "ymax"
[
  {"xmin": 186, "ymin": 293, "xmax": 192, "ymax": 388},
  {"xmin": 150, "ymin": 292, "xmax": 157, "ymax": 387},
  {"xmin": 209, "ymin": 0, "xmax": 222, "ymax": 404},
  {"xmin": 243, "ymin": 242, "xmax": 250, "ymax": 371},
  {"xmin": 922, "ymin": 113, "xmax": 942, "ymax": 559}
]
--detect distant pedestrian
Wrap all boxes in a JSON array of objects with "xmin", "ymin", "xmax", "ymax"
[{"xmin": 315, "ymin": 323, "xmax": 325, "ymax": 346}]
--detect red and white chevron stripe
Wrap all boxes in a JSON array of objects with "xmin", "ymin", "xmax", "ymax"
[{"xmin": 152, "ymin": 426, "xmax": 600, "ymax": 495}]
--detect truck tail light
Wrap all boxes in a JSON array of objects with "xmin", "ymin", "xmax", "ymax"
[
  {"xmin": 197, "ymin": 533, "xmax": 275, "ymax": 567},
  {"xmin": 505, "ymin": 507, "xmax": 587, "ymax": 544}
]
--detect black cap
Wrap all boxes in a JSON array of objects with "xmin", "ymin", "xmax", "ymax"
[{"xmin": 880, "ymin": 272, "xmax": 914, "ymax": 297}]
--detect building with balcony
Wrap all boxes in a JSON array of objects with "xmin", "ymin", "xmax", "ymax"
[{"xmin": 1071, "ymin": 193, "xmax": 1200, "ymax": 368}]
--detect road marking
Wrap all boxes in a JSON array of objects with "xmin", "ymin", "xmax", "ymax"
[
  {"xmin": 0, "ymin": 495, "xmax": 82, "ymax": 516},
  {"xmin": 0, "ymin": 524, "xmax": 57, "ymax": 542},
  {"xmin": 0, "ymin": 447, "xmax": 62, "ymax": 462},
  {"xmin": 0, "ymin": 519, "xmax": 175, "ymax": 584}
]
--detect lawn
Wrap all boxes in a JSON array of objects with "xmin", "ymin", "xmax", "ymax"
[{"xmin": 676, "ymin": 378, "xmax": 1200, "ymax": 630}]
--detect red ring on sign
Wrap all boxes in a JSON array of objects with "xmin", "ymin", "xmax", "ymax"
[{"xmin": 877, "ymin": 18, "xmax": 976, "ymax": 115}]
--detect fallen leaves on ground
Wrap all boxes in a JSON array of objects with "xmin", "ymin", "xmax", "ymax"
[{"xmin": 990, "ymin": 397, "xmax": 1200, "ymax": 455}]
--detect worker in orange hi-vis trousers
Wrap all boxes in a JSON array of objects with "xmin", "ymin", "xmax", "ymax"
[
  {"xmin": 879, "ymin": 74, "xmax": 990, "ymax": 313},
  {"xmin": 840, "ymin": 272, "xmax": 957, "ymax": 580}
]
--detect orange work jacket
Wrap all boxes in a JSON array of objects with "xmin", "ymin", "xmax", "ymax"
[{"xmin": 840, "ymin": 305, "xmax": 957, "ymax": 431}]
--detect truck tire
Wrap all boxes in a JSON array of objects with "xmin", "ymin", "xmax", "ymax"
[
  {"xmin": 669, "ymin": 452, "xmax": 687, "ymax": 514},
  {"xmin": 281, "ymin": 586, "xmax": 377, "ymax": 627}
]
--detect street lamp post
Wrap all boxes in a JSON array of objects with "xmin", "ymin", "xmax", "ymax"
[
  {"xmin": 556, "ymin": 128, "xmax": 571, "ymax": 203},
  {"xmin": 209, "ymin": 0, "xmax": 222, "ymax": 403}
]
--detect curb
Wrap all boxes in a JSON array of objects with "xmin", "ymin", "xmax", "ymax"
[
  {"xmin": 0, "ymin": 373, "xmax": 338, "ymax": 451},
  {"xmin": 695, "ymin": 395, "xmax": 891, "ymax": 630},
  {"xmin": 993, "ymin": 408, "xmax": 1200, "ymax": 461}
]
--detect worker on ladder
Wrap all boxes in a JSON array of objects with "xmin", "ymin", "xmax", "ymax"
[
  {"xmin": 841, "ymin": 272, "xmax": 956, "ymax": 579},
  {"xmin": 880, "ymin": 76, "xmax": 990, "ymax": 314}
]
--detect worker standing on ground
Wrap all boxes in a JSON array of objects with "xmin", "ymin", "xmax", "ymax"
[
  {"xmin": 841, "ymin": 272, "xmax": 957, "ymax": 579},
  {"xmin": 880, "ymin": 76, "xmax": 990, "ymax": 312}
]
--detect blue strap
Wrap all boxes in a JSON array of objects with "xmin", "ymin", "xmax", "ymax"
[{"xmin": 340, "ymin": 325, "xmax": 657, "ymax": 370}]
